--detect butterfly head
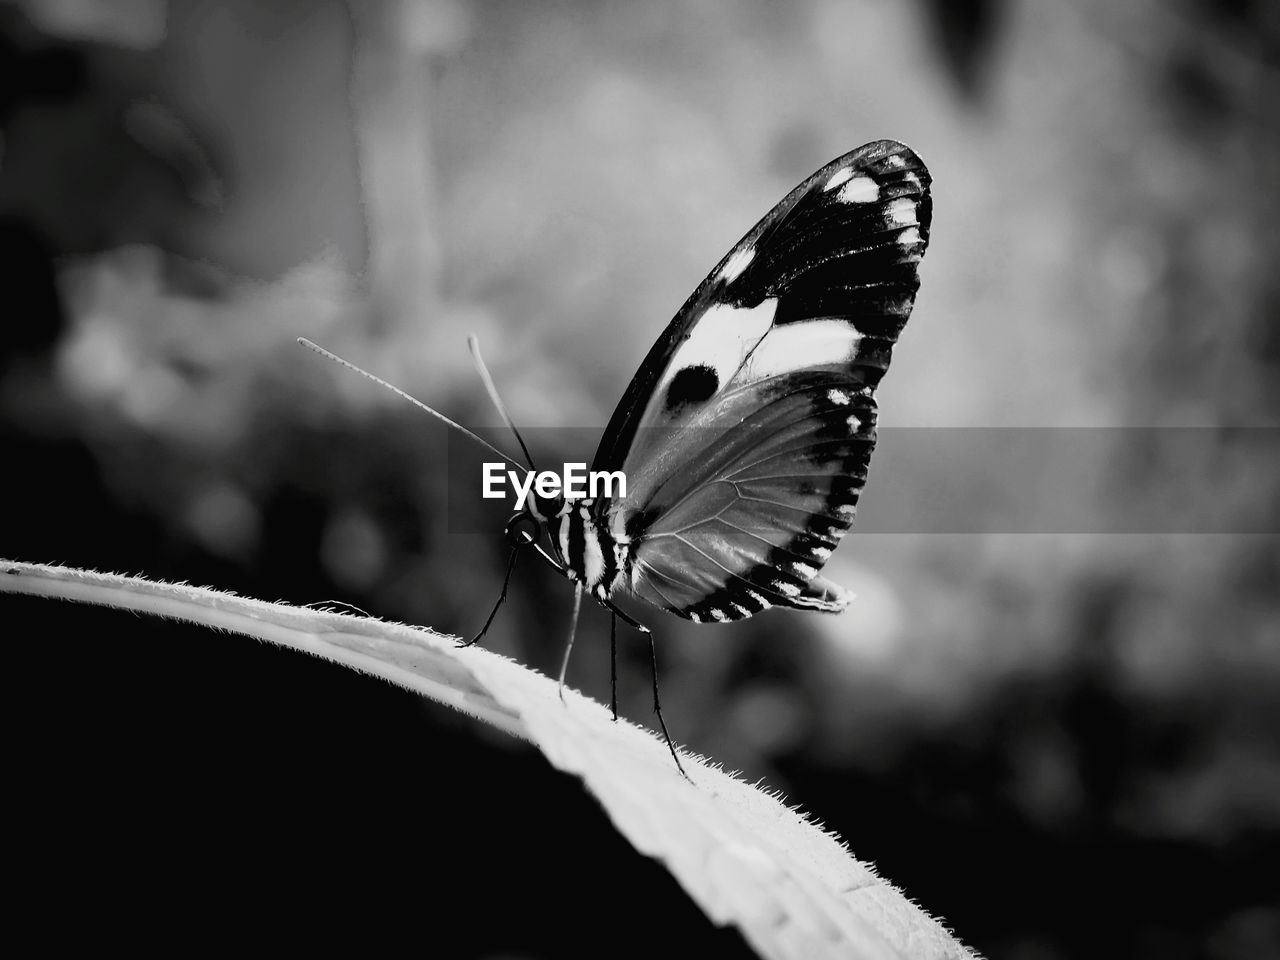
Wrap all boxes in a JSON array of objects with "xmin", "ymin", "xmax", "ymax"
[
  {"xmin": 503, "ymin": 511, "xmax": 541, "ymax": 548},
  {"xmin": 504, "ymin": 488, "xmax": 569, "ymax": 552},
  {"xmin": 526, "ymin": 488, "xmax": 568, "ymax": 524}
]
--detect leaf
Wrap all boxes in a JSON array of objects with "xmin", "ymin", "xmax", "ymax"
[{"xmin": 0, "ymin": 559, "xmax": 975, "ymax": 960}]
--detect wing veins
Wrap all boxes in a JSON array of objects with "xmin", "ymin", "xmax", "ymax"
[
  {"xmin": 667, "ymin": 533, "xmax": 793, "ymax": 600},
  {"xmin": 721, "ymin": 434, "xmax": 868, "ymax": 480},
  {"xmin": 628, "ymin": 407, "xmax": 838, "ymax": 525},
  {"xmin": 718, "ymin": 516, "xmax": 820, "ymax": 563},
  {"xmin": 632, "ymin": 557, "xmax": 686, "ymax": 606}
]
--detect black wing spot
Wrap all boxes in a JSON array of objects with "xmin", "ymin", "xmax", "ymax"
[{"xmin": 664, "ymin": 364, "xmax": 719, "ymax": 413}]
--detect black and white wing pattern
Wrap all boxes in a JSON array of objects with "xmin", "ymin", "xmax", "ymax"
[{"xmin": 591, "ymin": 139, "xmax": 932, "ymax": 623}]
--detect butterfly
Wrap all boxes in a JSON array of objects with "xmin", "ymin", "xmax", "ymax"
[{"xmin": 303, "ymin": 139, "xmax": 932, "ymax": 774}]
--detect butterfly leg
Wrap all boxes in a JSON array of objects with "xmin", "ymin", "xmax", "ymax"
[
  {"xmin": 645, "ymin": 627, "xmax": 689, "ymax": 779},
  {"xmin": 601, "ymin": 598, "xmax": 648, "ymax": 633},
  {"xmin": 609, "ymin": 612, "xmax": 618, "ymax": 722},
  {"xmin": 557, "ymin": 580, "xmax": 584, "ymax": 703},
  {"xmin": 460, "ymin": 546, "xmax": 519, "ymax": 648},
  {"xmin": 601, "ymin": 597, "xmax": 688, "ymax": 779}
]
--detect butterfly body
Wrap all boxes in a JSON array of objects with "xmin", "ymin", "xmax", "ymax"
[
  {"xmin": 516, "ymin": 139, "xmax": 931, "ymax": 628},
  {"xmin": 537, "ymin": 495, "xmax": 628, "ymax": 601}
]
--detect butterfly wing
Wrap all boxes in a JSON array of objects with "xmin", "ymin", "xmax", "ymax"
[{"xmin": 592, "ymin": 139, "xmax": 932, "ymax": 622}]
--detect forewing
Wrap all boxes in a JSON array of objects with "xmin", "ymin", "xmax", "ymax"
[{"xmin": 591, "ymin": 139, "xmax": 930, "ymax": 481}]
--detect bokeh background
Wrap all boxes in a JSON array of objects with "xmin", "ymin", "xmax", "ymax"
[{"xmin": 3, "ymin": 1, "xmax": 1278, "ymax": 957}]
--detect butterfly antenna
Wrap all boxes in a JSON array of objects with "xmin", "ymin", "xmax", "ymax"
[
  {"xmin": 467, "ymin": 335, "xmax": 536, "ymax": 471},
  {"xmin": 298, "ymin": 338, "xmax": 527, "ymax": 473}
]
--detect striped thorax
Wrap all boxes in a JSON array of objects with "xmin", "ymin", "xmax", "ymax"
[{"xmin": 547, "ymin": 497, "xmax": 627, "ymax": 599}]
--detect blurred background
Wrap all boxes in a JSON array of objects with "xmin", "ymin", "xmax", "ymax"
[{"xmin": 3, "ymin": 1, "xmax": 1278, "ymax": 957}]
